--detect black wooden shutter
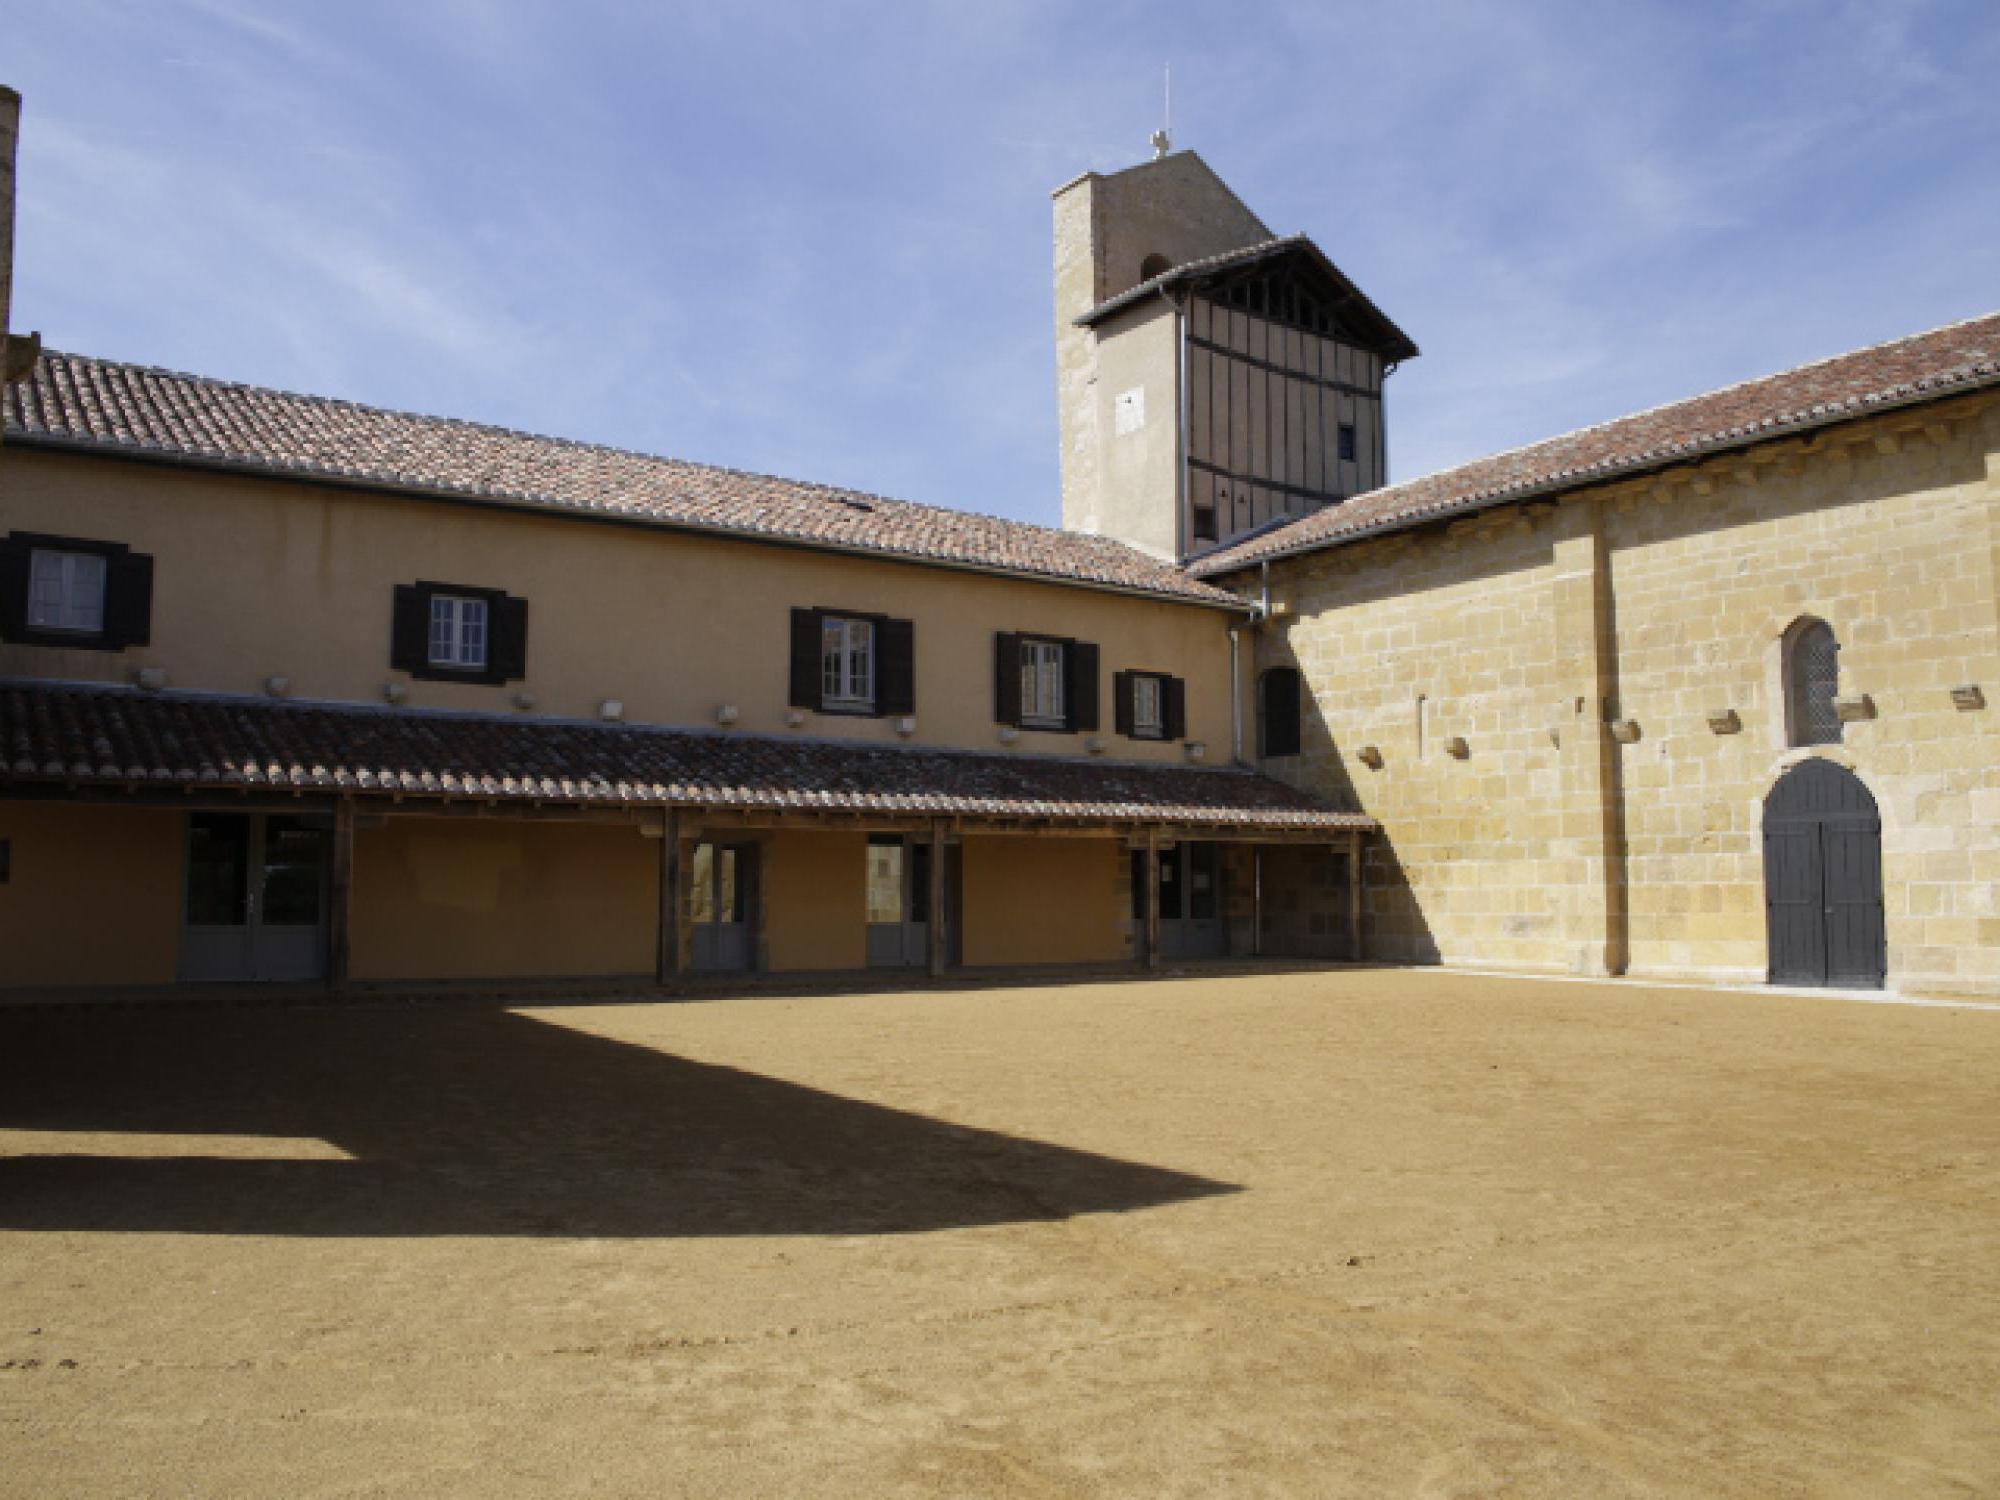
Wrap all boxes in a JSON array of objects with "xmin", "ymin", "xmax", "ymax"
[
  {"xmin": 875, "ymin": 616, "xmax": 915, "ymax": 717},
  {"xmin": 1164, "ymin": 676, "xmax": 1187, "ymax": 741},
  {"xmin": 1067, "ymin": 641, "xmax": 1100, "ymax": 732},
  {"xmin": 390, "ymin": 584, "xmax": 428, "ymax": 671},
  {"xmin": 789, "ymin": 608, "xmax": 823, "ymax": 710},
  {"xmin": 1113, "ymin": 670, "xmax": 1135, "ymax": 737},
  {"xmin": 993, "ymin": 632, "xmax": 1022, "ymax": 726},
  {"xmin": 490, "ymin": 594, "xmax": 529, "ymax": 682},
  {"xmin": 0, "ymin": 536, "xmax": 31, "ymax": 641},
  {"xmin": 102, "ymin": 551, "xmax": 154, "ymax": 648}
]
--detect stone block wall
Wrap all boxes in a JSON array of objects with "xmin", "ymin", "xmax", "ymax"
[{"xmin": 1259, "ymin": 392, "xmax": 2000, "ymax": 997}]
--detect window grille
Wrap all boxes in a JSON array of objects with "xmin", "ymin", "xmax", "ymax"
[
  {"xmin": 428, "ymin": 594, "xmax": 489, "ymax": 669},
  {"xmin": 1787, "ymin": 620, "xmax": 1842, "ymax": 747},
  {"xmin": 1021, "ymin": 640, "xmax": 1065, "ymax": 725},
  {"xmin": 27, "ymin": 549, "xmax": 108, "ymax": 633},
  {"xmin": 820, "ymin": 616, "xmax": 875, "ymax": 709}
]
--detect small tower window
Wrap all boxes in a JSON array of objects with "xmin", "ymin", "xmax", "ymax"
[
  {"xmin": 1139, "ymin": 253, "xmax": 1172, "ymax": 283},
  {"xmin": 1784, "ymin": 617, "xmax": 1843, "ymax": 747}
]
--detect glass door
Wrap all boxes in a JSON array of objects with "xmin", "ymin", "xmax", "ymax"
[
  {"xmin": 866, "ymin": 836, "xmax": 929, "ymax": 968},
  {"xmin": 690, "ymin": 842, "xmax": 755, "ymax": 971},
  {"xmin": 180, "ymin": 812, "xmax": 330, "ymax": 982}
]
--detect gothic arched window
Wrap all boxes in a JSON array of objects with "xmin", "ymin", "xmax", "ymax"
[{"xmin": 1785, "ymin": 617, "xmax": 1843, "ymax": 747}]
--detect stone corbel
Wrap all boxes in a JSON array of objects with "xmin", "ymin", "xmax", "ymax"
[
  {"xmin": 1833, "ymin": 693, "xmax": 1876, "ymax": 723},
  {"xmin": 1610, "ymin": 719, "xmax": 1642, "ymax": 744},
  {"xmin": 1356, "ymin": 744, "xmax": 1384, "ymax": 770},
  {"xmin": 1706, "ymin": 708, "xmax": 1741, "ymax": 735},
  {"xmin": 1949, "ymin": 684, "xmax": 1984, "ymax": 711}
]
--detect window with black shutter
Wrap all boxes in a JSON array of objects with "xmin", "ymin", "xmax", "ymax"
[
  {"xmin": 1114, "ymin": 669, "xmax": 1186, "ymax": 741},
  {"xmin": 0, "ymin": 531, "xmax": 153, "ymax": 651},
  {"xmin": 789, "ymin": 606, "xmax": 914, "ymax": 717},
  {"xmin": 998, "ymin": 633, "xmax": 1098, "ymax": 733},
  {"xmin": 390, "ymin": 580, "xmax": 528, "ymax": 685},
  {"xmin": 1260, "ymin": 667, "xmax": 1303, "ymax": 757}
]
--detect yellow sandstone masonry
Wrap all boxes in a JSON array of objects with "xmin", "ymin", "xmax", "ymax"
[{"xmin": 1261, "ymin": 396, "xmax": 2000, "ymax": 997}]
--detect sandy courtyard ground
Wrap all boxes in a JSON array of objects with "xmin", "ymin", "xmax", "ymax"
[{"xmin": 3, "ymin": 969, "xmax": 1998, "ymax": 1498}]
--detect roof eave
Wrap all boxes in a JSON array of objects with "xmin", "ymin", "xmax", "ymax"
[
  {"xmin": 1195, "ymin": 365, "xmax": 2000, "ymax": 578},
  {"xmin": 4, "ymin": 432, "xmax": 1252, "ymax": 614}
]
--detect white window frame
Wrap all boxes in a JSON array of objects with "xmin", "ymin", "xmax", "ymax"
[
  {"xmin": 820, "ymin": 615, "xmax": 876, "ymax": 712},
  {"xmin": 1131, "ymin": 673, "xmax": 1165, "ymax": 739},
  {"xmin": 428, "ymin": 593, "xmax": 490, "ymax": 671},
  {"xmin": 1020, "ymin": 638, "xmax": 1066, "ymax": 728},
  {"xmin": 27, "ymin": 548, "xmax": 109, "ymax": 635}
]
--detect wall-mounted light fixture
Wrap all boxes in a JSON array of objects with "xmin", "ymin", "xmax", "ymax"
[
  {"xmin": 599, "ymin": 699, "xmax": 625, "ymax": 723},
  {"xmin": 997, "ymin": 726, "xmax": 1020, "ymax": 746},
  {"xmin": 264, "ymin": 676, "xmax": 291, "ymax": 699},
  {"xmin": 511, "ymin": 690, "xmax": 537, "ymax": 712},
  {"xmin": 895, "ymin": 716, "xmax": 917, "ymax": 737},
  {"xmin": 785, "ymin": 708, "xmax": 806, "ymax": 728},
  {"xmin": 133, "ymin": 667, "xmax": 168, "ymax": 692},
  {"xmin": 714, "ymin": 704, "xmax": 740, "ymax": 726},
  {"xmin": 1185, "ymin": 741, "xmax": 1207, "ymax": 763},
  {"xmin": 382, "ymin": 682, "xmax": 408, "ymax": 705}
]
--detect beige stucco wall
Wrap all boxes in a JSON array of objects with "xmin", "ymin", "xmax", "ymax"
[
  {"xmin": 351, "ymin": 815, "xmax": 656, "ymax": 981},
  {"xmin": 1260, "ymin": 396, "xmax": 2000, "ymax": 997},
  {"xmin": 0, "ymin": 801, "xmax": 181, "ymax": 987},
  {"xmin": 762, "ymin": 828, "xmax": 867, "ymax": 972},
  {"xmin": 961, "ymin": 835, "xmax": 1126, "ymax": 966},
  {"xmin": 0, "ymin": 448, "xmax": 1242, "ymax": 763},
  {"xmin": 1079, "ymin": 300, "xmax": 1182, "ymax": 560}
]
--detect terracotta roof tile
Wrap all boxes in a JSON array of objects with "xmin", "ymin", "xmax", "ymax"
[
  {"xmin": 0, "ymin": 683, "xmax": 1372, "ymax": 832},
  {"xmin": 1192, "ymin": 310, "xmax": 2000, "ymax": 576},
  {"xmin": 3, "ymin": 352, "xmax": 1240, "ymax": 608}
]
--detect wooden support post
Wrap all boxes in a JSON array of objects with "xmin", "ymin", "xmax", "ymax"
[
  {"xmin": 927, "ymin": 818, "xmax": 948, "ymax": 980},
  {"xmin": 328, "ymin": 797, "xmax": 354, "ymax": 989},
  {"xmin": 1143, "ymin": 829, "xmax": 1161, "ymax": 971},
  {"xmin": 1346, "ymin": 830, "xmax": 1364, "ymax": 963},
  {"xmin": 1252, "ymin": 844, "xmax": 1264, "ymax": 958},
  {"xmin": 656, "ymin": 807, "xmax": 682, "ymax": 986}
]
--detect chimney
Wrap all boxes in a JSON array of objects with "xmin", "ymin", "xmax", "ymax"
[{"xmin": 0, "ymin": 84, "xmax": 39, "ymax": 386}]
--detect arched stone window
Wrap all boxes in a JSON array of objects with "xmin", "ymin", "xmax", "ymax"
[
  {"xmin": 1139, "ymin": 253, "xmax": 1172, "ymax": 282},
  {"xmin": 1259, "ymin": 667, "xmax": 1302, "ymax": 758},
  {"xmin": 1784, "ymin": 617, "xmax": 1843, "ymax": 747}
]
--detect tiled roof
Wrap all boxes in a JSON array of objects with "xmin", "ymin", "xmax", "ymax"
[
  {"xmin": 2, "ymin": 351, "xmax": 1240, "ymax": 608},
  {"xmin": 1075, "ymin": 234, "xmax": 1419, "ymax": 362},
  {"xmin": 1192, "ymin": 310, "xmax": 2000, "ymax": 577},
  {"xmin": 0, "ymin": 682, "xmax": 1373, "ymax": 832}
]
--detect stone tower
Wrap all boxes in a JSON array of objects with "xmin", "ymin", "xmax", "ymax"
[{"xmin": 1052, "ymin": 150, "xmax": 1416, "ymax": 563}]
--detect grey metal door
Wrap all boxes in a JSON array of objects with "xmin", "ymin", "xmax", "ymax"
[
  {"xmin": 690, "ymin": 842, "xmax": 755, "ymax": 972},
  {"xmin": 1763, "ymin": 760, "xmax": 1885, "ymax": 988},
  {"xmin": 180, "ymin": 812, "xmax": 330, "ymax": 982}
]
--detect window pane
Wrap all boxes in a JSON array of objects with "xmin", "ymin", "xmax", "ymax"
[
  {"xmin": 1791, "ymin": 622, "xmax": 1843, "ymax": 747},
  {"xmin": 689, "ymin": 843, "xmax": 715, "ymax": 924},
  {"xmin": 429, "ymin": 597, "xmax": 455, "ymax": 663},
  {"xmin": 459, "ymin": 599, "xmax": 487, "ymax": 665},
  {"xmin": 260, "ymin": 817, "xmax": 328, "ymax": 926},
  {"xmin": 866, "ymin": 842, "xmax": 904, "ymax": 924},
  {"xmin": 28, "ymin": 549, "xmax": 106, "ymax": 632},
  {"xmin": 187, "ymin": 813, "xmax": 250, "ymax": 926}
]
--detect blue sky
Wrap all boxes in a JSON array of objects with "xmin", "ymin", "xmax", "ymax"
[{"xmin": 10, "ymin": 1, "xmax": 1998, "ymax": 528}]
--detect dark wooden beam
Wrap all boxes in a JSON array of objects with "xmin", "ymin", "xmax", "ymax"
[
  {"xmin": 328, "ymin": 797, "xmax": 354, "ymax": 990},
  {"xmin": 656, "ymin": 807, "xmax": 683, "ymax": 985},
  {"xmin": 1347, "ymin": 830, "xmax": 1364, "ymax": 963},
  {"xmin": 1143, "ymin": 829, "xmax": 1161, "ymax": 971},
  {"xmin": 927, "ymin": 817, "xmax": 948, "ymax": 980}
]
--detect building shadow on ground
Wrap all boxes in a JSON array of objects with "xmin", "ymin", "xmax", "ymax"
[{"xmin": 0, "ymin": 1006, "xmax": 1235, "ymax": 1238}]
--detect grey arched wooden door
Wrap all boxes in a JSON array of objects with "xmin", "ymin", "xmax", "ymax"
[{"xmin": 1763, "ymin": 760, "xmax": 1885, "ymax": 988}]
